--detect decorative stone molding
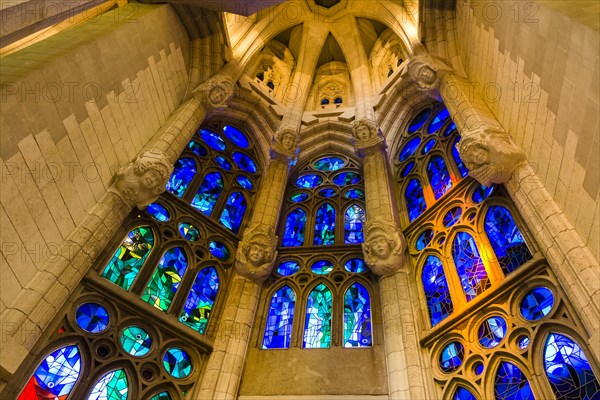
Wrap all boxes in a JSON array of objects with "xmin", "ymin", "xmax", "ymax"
[
  {"xmin": 270, "ymin": 125, "xmax": 299, "ymax": 163},
  {"xmin": 235, "ymin": 223, "xmax": 278, "ymax": 283},
  {"xmin": 352, "ymin": 118, "xmax": 386, "ymax": 155},
  {"xmin": 109, "ymin": 151, "xmax": 173, "ymax": 209},
  {"xmin": 192, "ymin": 74, "xmax": 235, "ymax": 110},
  {"xmin": 458, "ymin": 126, "xmax": 526, "ymax": 186},
  {"xmin": 362, "ymin": 217, "xmax": 407, "ymax": 276},
  {"xmin": 405, "ymin": 53, "xmax": 451, "ymax": 94}
]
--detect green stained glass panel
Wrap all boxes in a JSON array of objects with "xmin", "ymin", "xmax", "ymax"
[
  {"xmin": 88, "ymin": 369, "xmax": 128, "ymax": 400},
  {"xmin": 303, "ymin": 283, "xmax": 332, "ymax": 348},
  {"xmin": 149, "ymin": 392, "xmax": 172, "ymax": 400},
  {"xmin": 163, "ymin": 348, "xmax": 192, "ymax": 379},
  {"xmin": 141, "ymin": 247, "xmax": 188, "ymax": 311},
  {"xmin": 179, "ymin": 267, "xmax": 219, "ymax": 334},
  {"xmin": 120, "ymin": 326, "xmax": 152, "ymax": 357}
]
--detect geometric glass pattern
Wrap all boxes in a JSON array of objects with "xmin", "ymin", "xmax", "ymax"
[
  {"xmin": 236, "ymin": 175, "xmax": 253, "ymax": 190},
  {"xmin": 440, "ymin": 342, "xmax": 465, "ymax": 373},
  {"xmin": 146, "ymin": 203, "xmax": 170, "ymax": 222},
  {"xmin": 223, "ymin": 125, "xmax": 249, "ymax": 148},
  {"xmin": 313, "ymin": 157, "xmax": 345, "ymax": 171},
  {"xmin": 454, "ymin": 387, "xmax": 478, "ymax": 400},
  {"xmin": 444, "ymin": 122, "xmax": 457, "ymax": 137},
  {"xmin": 343, "ymin": 283, "xmax": 372, "ymax": 347},
  {"xmin": 472, "ymin": 184, "xmax": 495, "ymax": 203},
  {"xmin": 101, "ymin": 227, "xmax": 154, "ymax": 291},
  {"xmin": 209, "ymin": 241, "xmax": 229, "ymax": 260},
  {"xmin": 187, "ymin": 140, "xmax": 207, "ymax": 157},
  {"xmin": 200, "ymin": 129, "xmax": 226, "ymax": 151},
  {"xmin": 179, "ymin": 267, "xmax": 219, "ymax": 334},
  {"xmin": 332, "ymin": 172, "xmax": 361, "ymax": 186},
  {"xmin": 262, "ymin": 285, "xmax": 296, "ymax": 349},
  {"xmin": 291, "ymin": 192, "xmax": 310, "ymax": 202},
  {"xmin": 518, "ymin": 336, "xmax": 530, "ymax": 350},
  {"xmin": 399, "ymin": 137, "xmax": 422, "ymax": 161},
  {"xmin": 303, "ymin": 283, "xmax": 332, "ymax": 348},
  {"xmin": 422, "ymin": 138, "xmax": 436, "ymax": 154},
  {"xmin": 405, "ymin": 179, "xmax": 427, "ymax": 222},
  {"xmin": 408, "ymin": 109, "xmax": 431, "ymax": 133},
  {"xmin": 17, "ymin": 345, "xmax": 81, "ymax": 400},
  {"xmin": 485, "ymin": 206, "xmax": 532, "ymax": 275},
  {"xmin": 232, "ymin": 152, "xmax": 257, "ymax": 173},
  {"xmin": 311, "ymin": 260, "xmax": 334, "ymax": 275},
  {"xmin": 178, "ymin": 223, "xmax": 200, "ymax": 242},
  {"xmin": 344, "ymin": 204, "xmax": 365, "ymax": 244},
  {"xmin": 163, "ymin": 348, "xmax": 192, "ymax": 379},
  {"xmin": 494, "ymin": 362, "xmax": 534, "ymax": 400},
  {"xmin": 88, "ymin": 369, "xmax": 129, "ymax": 400},
  {"xmin": 319, "ymin": 188, "xmax": 337, "ymax": 198},
  {"xmin": 296, "ymin": 174, "xmax": 323, "ymax": 188},
  {"xmin": 520, "ymin": 287, "xmax": 554, "ymax": 321},
  {"xmin": 427, "ymin": 156, "xmax": 453, "ymax": 200},
  {"xmin": 544, "ymin": 333, "xmax": 600, "ymax": 400},
  {"xmin": 219, "ymin": 191, "xmax": 247, "ymax": 234},
  {"xmin": 452, "ymin": 232, "xmax": 490, "ymax": 301},
  {"xmin": 166, "ymin": 157, "xmax": 196, "ymax": 198},
  {"xmin": 452, "ymin": 137, "xmax": 469, "ymax": 178},
  {"xmin": 422, "ymin": 255, "xmax": 453, "ymax": 326},
  {"xmin": 401, "ymin": 161, "xmax": 416, "ymax": 177},
  {"xmin": 191, "ymin": 172, "xmax": 224, "ymax": 216},
  {"xmin": 313, "ymin": 203, "xmax": 335, "ymax": 245},
  {"xmin": 428, "ymin": 108, "xmax": 450, "ymax": 133},
  {"xmin": 344, "ymin": 258, "xmax": 367, "ymax": 273},
  {"xmin": 416, "ymin": 229, "xmax": 434, "ymax": 250},
  {"xmin": 141, "ymin": 247, "xmax": 188, "ymax": 312},
  {"xmin": 214, "ymin": 155, "xmax": 232, "ymax": 171},
  {"xmin": 344, "ymin": 188, "xmax": 365, "ymax": 199},
  {"xmin": 120, "ymin": 326, "xmax": 152, "ymax": 357},
  {"xmin": 282, "ymin": 208, "xmax": 307, "ymax": 246},
  {"xmin": 149, "ymin": 392, "xmax": 172, "ymax": 400},
  {"xmin": 443, "ymin": 207, "xmax": 462, "ymax": 227},
  {"xmin": 277, "ymin": 261, "xmax": 301, "ymax": 276},
  {"xmin": 75, "ymin": 303, "xmax": 109, "ymax": 333},
  {"xmin": 478, "ymin": 316, "xmax": 507, "ymax": 348}
]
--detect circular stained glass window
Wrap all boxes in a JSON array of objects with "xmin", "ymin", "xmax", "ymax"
[
  {"xmin": 443, "ymin": 122, "xmax": 457, "ymax": 137},
  {"xmin": 223, "ymin": 125, "xmax": 249, "ymax": 148},
  {"xmin": 163, "ymin": 348, "xmax": 192, "ymax": 379},
  {"xmin": 428, "ymin": 108, "xmax": 450, "ymax": 133},
  {"xmin": 440, "ymin": 342, "xmax": 464, "ymax": 373},
  {"xmin": 422, "ymin": 139, "xmax": 436, "ymax": 154},
  {"xmin": 147, "ymin": 203, "xmax": 170, "ymax": 222},
  {"xmin": 313, "ymin": 157, "xmax": 345, "ymax": 171},
  {"xmin": 520, "ymin": 287, "xmax": 554, "ymax": 321},
  {"xmin": 187, "ymin": 140, "xmax": 207, "ymax": 156},
  {"xmin": 318, "ymin": 188, "xmax": 337, "ymax": 198},
  {"xmin": 233, "ymin": 152, "xmax": 257, "ymax": 173},
  {"xmin": 408, "ymin": 109, "xmax": 431, "ymax": 133},
  {"xmin": 344, "ymin": 258, "xmax": 367, "ymax": 273},
  {"xmin": 401, "ymin": 161, "xmax": 415, "ymax": 177},
  {"xmin": 296, "ymin": 174, "xmax": 323, "ymax": 188},
  {"xmin": 237, "ymin": 175, "xmax": 253, "ymax": 190},
  {"xmin": 344, "ymin": 188, "xmax": 364, "ymax": 199},
  {"xmin": 472, "ymin": 184, "xmax": 495, "ymax": 203},
  {"xmin": 209, "ymin": 241, "xmax": 229, "ymax": 260},
  {"xmin": 214, "ymin": 155, "xmax": 232, "ymax": 171},
  {"xmin": 415, "ymin": 229, "xmax": 434, "ymax": 250},
  {"xmin": 473, "ymin": 362, "xmax": 484, "ymax": 376},
  {"xmin": 121, "ymin": 326, "xmax": 152, "ymax": 357},
  {"xmin": 76, "ymin": 303, "xmax": 109, "ymax": 333},
  {"xmin": 478, "ymin": 316, "xmax": 507, "ymax": 348},
  {"xmin": 333, "ymin": 172, "xmax": 361, "ymax": 186},
  {"xmin": 311, "ymin": 260, "xmax": 334, "ymax": 275},
  {"xmin": 277, "ymin": 261, "xmax": 300, "ymax": 276},
  {"xmin": 200, "ymin": 129, "xmax": 226, "ymax": 151},
  {"xmin": 518, "ymin": 336, "xmax": 530, "ymax": 350},
  {"xmin": 399, "ymin": 137, "xmax": 421, "ymax": 161},
  {"xmin": 443, "ymin": 207, "xmax": 462, "ymax": 227},
  {"xmin": 179, "ymin": 223, "xmax": 200, "ymax": 242},
  {"xmin": 290, "ymin": 192, "xmax": 310, "ymax": 202}
]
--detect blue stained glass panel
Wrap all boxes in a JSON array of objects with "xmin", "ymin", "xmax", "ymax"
[
  {"xmin": 303, "ymin": 284, "xmax": 332, "ymax": 348},
  {"xmin": 209, "ymin": 241, "xmax": 229, "ymax": 260},
  {"xmin": 443, "ymin": 207, "xmax": 462, "ymax": 227},
  {"xmin": 313, "ymin": 203, "xmax": 336, "ymax": 245},
  {"xmin": 422, "ymin": 255, "xmax": 453, "ymax": 326},
  {"xmin": 120, "ymin": 326, "xmax": 152, "ymax": 357},
  {"xmin": 282, "ymin": 208, "xmax": 306, "ymax": 246},
  {"xmin": 415, "ymin": 229, "xmax": 434, "ymax": 250},
  {"xmin": 408, "ymin": 109, "xmax": 431, "ymax": 133},
  {"xmin": 333, "ymin": 172, "xmax": 362, "ymax": 186},
  {"xmin": 141, "ymin": 247, "xmax": 188, "ymax": 311},
  {"xmin": 223, "ymin": 125, "xmax": 249, "ymax": 148},
  {"xmin": 427, "ymin": 156, "xmax": 453, "ymax": 200},
  {"xmin": 544, "ymin": 333, "xmax": 600, "ymax": 400},
  {"xmin": 180, "ymin": 267, "xmax": 219, "ymax": 334},
  {"xmin": 163, "ymin": 348, "xmax": 192, "ymax": 379},
  {"xmin": 452, "ymin": 232, "xmax": 490, "ymax": 301},
  {"xmin": 405, "ymin": 179, "xmax": 427, "ymax": 222},
  {"xmin": 401, "ymin": 161, "xmax": 416, "ymax": 177},
  {"xmin": 233, "ymin": 152, "xmax": 258, "ymax": 173},
  {"xmin": 237, "ymin": 175, "xmax": 253, "ymax": 190},
  {"xmin": 149, "ymin": 392, "xmax": 172, "ymax": 400},
  {"xmin": 88, "ymin": 369, "xmax": 128, "ymax": 400},
  {"xmin": 452, "ymin": 137, "xmax": 469, "ymax": 178},
  {"xmin": 102, "ymin": 227, "xmax": 154, "ymax": 290},
  {"xmin": 472, "ymin": 184, "xmax": 495, "ymax": 203},
  {"xmin": 219, "ymin": 192, "xmax": 247, "ymax": 233},
  {"xmin": 485, "ymin": 206, "xmax": 532, "ymax": 275},
  {"xmin": 344, "ymin": 188, "xmax": 364, "ymax": 199},
  {"xmin": 187, "ymin": 140, "xmax": 207, "ymax": 157},
  {"xmin": 444, "ymin": 122, "xmax": 457, "ymax": 137},
  {"xmin": 191, "ymin": 172, "xmax": 224, "ymax": 216},
  {"xmin": 344, "ymin": 258, "xmax": 367, "ymax": 273},
  {"xmin": 520, "ymin": 287, "xmax": 554, "ymax": 321},
  {"xmin": 277, "ymin": 261, "xmax": 300, "ymax": 276},
  {"xmin": 296, "ymin": 174, "xmax": 323, "ymax": 188},
  {"xmin": 422, "ymin": 139, "xmax": 436, "ymax": 154},
  {"xmin": 345, "ymin": 204, "xmax": 365, "ymax": 244},
  {"xmin": 200, "ymin": 129, "xmax": 226, "ymax": 151},
  {"xmin": 167, "ymin": 157, "xmax": 196, "ymax": 198},
  {"xmin": 76, "ymin": 303, "xmax": 109, "ymax": 333},
  {"xmin": 178, "ymin": 223, "xmax": 200, "ymax": 242},
  {"xmin": 440, "ymin": 342, "xmax": 464, "ymax": 372},
  {"xmin": 478, "ymin": 316, "xmax": 507, "ymax": 348},
  {"xmin": 519, "ymin": 336, "xmax": 530, "ymax": 350},
  {"xmin": 214, "ymin": 155, "xmax": 232, "ymax": 171},
  {"xmin": 344, "ymin": 283, "xmax": 372, "ymax": 347},
  {"xmin": 318, "ymin": 188, "xmax": 337, "ymax": 198},
  {"xmin": 313, "ymin": 157, "xmax": 345, "ymax": 171},
  {"xmin": 428, "ymin": 108, "xmax": 450, "ymax": 133},
  {"xmin": 454, "ymin": 387, "xmax": 478, "ymax": 400},
  {"xmin": 262, "ymin": 286, "xmax": 296, "ymax": 349},
  {"xmin": 146, "ymin": 203, "xmax": 170, "ymax": 222},
  {"xmin": 311, "ymin": 260, "xmax": 334, "ymax": 275},
  {"xmin": 494, "ymin": 362, "xmax": 534, "ymax": 400},
  {"xmin": 399, "ymin": 137, "xmax": 421, "ymax": 161},
  {"xmin": 291, "ymin": 192, "xmax": 310, "ymax": 202}
]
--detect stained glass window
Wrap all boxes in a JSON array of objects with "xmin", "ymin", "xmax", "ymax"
[
  {"xmin": 180, "ymin": 267, "xmax": 219, "ymax": 334},
  {"xmin": 454, "ymin": 387, "xmax": 478, "ymax": 400},
  {"xmin": 319, "ymin": 188, "xmax": 337, "ymax": 198},
  {"xmin": 477, "ymin": 316, "xmax": 507, "ymax": 348},
  {"xmin": 408, "ymin": 108, "xmax": 431, "ymax": 133},
  {"xmin": 422, "ymin": 255, "xmax": 453, "ymax": 326},
  {"xmin": 209, "ymin": 241, "xmax": 229, "ymax": 260},
  {"xmin": 344, "ymin": 188, "xmax": 364, "ymax": 199},
  {"xmin": 163, "ymin": 348, "xmax": 192, "ymax": 379},
  {"xmin": 277, "ymin": 261, "xmax": 300, "ymax": 276},
  {"xmin": 314, "ymin": 157, "xmax": 345, "ymax": 171},
  {"xmin": 214, "ymin": 155, "xmax": 232, "ymax": 170},
  {"xmin": 440, "ymin": 342, "xmax": 464, "ymax": 372},
  {"xmin": 219, "ymin": 192, "xmax": 247, "ymax": 233},
  {"xmin": 405, "ymin": 179, "xmax": 426, "ymax": 222},
  {"xmin": 343, "ymin": 283, "xmax": 372, "ymax": 347},
  {"xmin": 76, "ymin": 303, "xmax": 109, "ymax": 333},
  {"xmin": 452, "ymin": 232, "xmax": 490, "ymax": 301},
  {"xmin": 344, "ymin": 258, "xmax": 367, "ymax": 273},
  {"xmin": 452, "ymin": 137, "xmax": 469, "ymax": 178},
  {"xmin": 88, "ymin": 369, "xmax": 129, "ymax": 400},
  {"xmin": 178, "ymin": 223, "xmax": 200, "ymax": 241},
  {"xmin": 313, "ymin": 203, "xmax": 335, "ymax": 245},
  {"xmin": 223, "ymin": 125, "xmax": 249, "ymax": 148},
  {"xmin": 544, "ymin": 333, "xmax": 600, "ymax": 400},
  {"xmin": 296, "ymin": 174, "xmax": 323, "ymax": 188},
  {"xmin": 200, "ymin": 129, "xmax": 226, "ymax": 151},
  {"xmin": 141, "ymin": 247, "xmax": 189, "ymax": 311},
  {"xmin": 333, "ymin": 172, "xmax": 361, "ymax": 186},
  {"xmin": 291, "ymin": 192, "xmax": 310, "ymax": 202},
  {"xmin": 102, "ymin": 227, "xmax": 154, "ymax": 290},
  {"xmin": 283, "ymin": 208, "xmax": 307, "ymax": 246},
  {"xmin": 149, "ymin": 392, "xmax": 172, "ymax": 400},
  {"xmin": 120, "ymin": 326, "xmax": 152, "ymax": 357},
  {"xmin": 263, "ymin": 285, "xmax": 296, "ymax": 349},
  {"xmin": 427, "ymin": 156, "xmax": 453, "ymax": 200},
  {"xmin": 166, "ymin": 157, "xmax": 196, "ymax": 197},
  {"xmin": 191, "ymin": 172, "xmax": 224, "ymax": 216},
  {"xmin": 146, "ymin": 203, "xmax": 170, "ymax": 222},
  {"xmin": 494, "ymin": 362, "xmax": 534, "ymax": 400},
  {"xmin": 344, "ymin": 204, "xmax": 365, "ymax": 244},
  {"xmin": 485, "ymin": 206, "xmax": 532, "ymax": 275},
  {"xmin": 428, "ymin": 108, "xmax": 450, "ymax": 133},
  {"xmin": 520, "ymin": 287, "xmax": 554, "ymax": 321},
  {"xmin": 399, "ymin": 137, "xmax": 421, "ymax": 161},
  {"xmin": 415, "ymin": 229, "xmax": 434, "ymax": 250},
  {"xmin": 303, "ymin": 283, "xmax": 332, "ymax": 348},
  {"xmin": 232, "ymin": 152, "xmax": 257, "ymax": 173},
  {"xmin": 311, "ymin": 260, "xmax": 334, "ymax": 275}
]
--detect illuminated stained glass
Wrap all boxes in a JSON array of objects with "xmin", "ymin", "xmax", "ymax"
[
  {"xmin": 344, "ymin": 188, "xmax": 364, "ymax": 199},
  {"xmin": 518, "ymin": 336, "xmax": 530, "ymax": 350},
  {"xmin": 233, "ymin": 152, "xmax": 257, "ymax": 173},
  {"xmin": 443, "ymin": 207, "xmax": 462, "ymax": 227},
  {"xmin": 120, "ymin": 326, "xmax": 152, "ymax": 357},
  {"xmin": 167, "ymin": 157, "xmax": 196, "ymax": 197},
  {"xmin": 303, "ymin": 283, "xmax": 332, "ymax": 348},
  {"xmin": 146, "ymin": 203, "xmax": 170, "ymax": 222},
  {"xmin": 163, "ymin": 348, "xmax": 192, "ymax": 379},
  {"xmin": 318, "ymin": 188, "xmax": 337, "ymax": 198},
  {"xmin": 422, "ymin": 138, "xmax": 436, "ymax": 154},
  {"xmin": 101, "ymin": 227, "xmax": 154, "ymax": 290},
  {"xmin": 141, "ymin": 247, "xmax": 188, "ymax": 311},
  {"xmin": 76, "ymin": 303, "xmax": 109, "ymax": 333},
  {"xmin": 343, "ymin": 283, "xmax": 372, "ymax": 347},
  {"xmin": 444, "ymin": 122, "xmax": 457, "ymax": 137},
  {"xmin": 313, "ymin": 157, "xmax": 345, "ymax": 171},
  {"xmin": 180, "ymin": 267, "xmax": 219, "ymax": 334},
  {"xmin": 344, "ymin": 258, "xmax": 366, "ymax": 273},
  {"xmin": 472, "ymin": 184, "xmax": 495, "ymax": 203},
  {"xmin": 209, "ymin": 241, "xmax": 229, "ymax": 260},
  {"xmin": 277, "ymin": 261, "xmax": 300, "ymax": 276},
  {"xmin": 200, "ymin": 129, "xmax": 226, "ymax": 151},
  {"xmin": 520, "ymin": 287, "xmax": 554, "ymax": 321},
  {"xmin": 191, "ymin": 172, "xmax": 224, "ymax": 216},
  {"xmin": 219, "ymin": 192, "xmax": 247, "ymax": 233},
  {"xmin": 494, "ymin": 362, "xmax": 534, "ymax": 400},
  {"xmin": 401, "ymin": 161, "xmax": 416, "ymax": 177},
  {"xmin": 291, "ymin": 192, "xmax": 310, "ymax": 202},
  {"xmin": 405, "ymin": 179, "xmax": 426, "ymax": 222},
  {"xmin": 478, "ymin": 316, "xmax": 507, "ymax": 348},
  {"xmin": 422, "ymin": 255, "xmax": 453, "ymax": 326},
  {"xmin": 333, "ymin": 172, "xmax": 361, "ymax": 186},
  {"xmin": 452, "ymin": 137, "xmax": 469, "ymax": 178},
  {"xmin": 408, "ymin": 108, "xmax": 431, "ymax": 133},
  {"xmin": 344, "ymin": 204, "xmax": 365, "ymax": 244},
  {"xmin": 427, "ymin": 156, "xmax": 453, "ymax": 200},
  {"xmin": 415, "ymin": 229, "xmax": 434, "ymax": 250},
  {"xmin": 485, "ymin": 206, "xmax": 532, "ymax": 275},
  {"xmin": 399, "ymin": 137, "xmax": 421, "ymax": 161},
  {"xmin": 296, "ymin": 174, "xmax": 323, "ymax": 188},
  {"xmin": 178, "ymin": 223, "xmax": 200, "ymax": 241},
  {"xmin": 214, "ymin": 155, "xmax": 232, "ymax": 171},
  {"xmin": 236, "ymin": 175, "xmax": 253, "ymax": 190},
  {"xmin": 17, "ymin": 345, "xmax": 81, "ymax": 400},
  {"xmin": 311, "ymin": 260, "xmax": 334, "ymax": 275},
  {"xmin": 149, "ymin": 392, "xmax": 172, "ymax": 400},
  {"xmin": 282, "ymin": 208, "xmax": 306, "ymax": 246},
  {"xmin": 187, "ymin": 140, "xmax": 207, "ymax": 156},
  {"xmin": 223, "ymin": 125, "xmax": 249, "ymax": 148},
  {"xmin": 454, "ymin": 387, "xmax": 477, "ymax": 400},
  {"xmin": 313, "ymin": 203, "xmax": 335, "ymax": 246},
  {"xmin": 428, "ymin": 108, "xmax": 450, "ymax": 133},
  {"xmin": 88, "ymin": 369, "xmax": 128, "ymax": 400},
  {"xmin": 440, "ymin": 342, "xmax": 464, "ymax": 372},
  {"xmin": 544, "ymin": 333, "xmax": 600, "ymax": 400},
  {"xmin": 452, "ymin": 232, "xmax": 490, "ymax": 301},
  {"xmin": 262, "ymin": 285, "xmax": 296, "ymax": 349}
]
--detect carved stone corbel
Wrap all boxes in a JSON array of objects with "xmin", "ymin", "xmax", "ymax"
[
  {"xmin": 352, "ymin": 118, "xmax": 387, "ymax": 156},
  {"xmin": 235, "ymin": 223, "xmax": 278, "ymax": 283},
  {"xmin": 362, "ymin": 217, "xmax": 407, "ymax": 276},
  {"xmin": 109, "ymin": 151, "xmax": 174, "ymax": 209},
  {"xmin": 404, "ymin": 53, "xmax": 452, "ymax": 96},
  {"xmin": 192, "ymin": 74, "xmax": 235, "ymax": 110},
  {"xmin": 270, "ymin": 125, "xmax": 299, "ymax": 164}
]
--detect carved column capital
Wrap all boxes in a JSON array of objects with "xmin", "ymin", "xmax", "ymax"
[
  {"xmin": 192, "ymin": 74, "xmax": 235, "ymax": 111},
  {"xmin": 352, "ymin": 118, "xmax": 387, "ymax": 156},
  {"xmin": 362, "ymin": 217, "xmax": 407, "ymax": 276},
  {"xmin": 235, "ymin": 223, "xmax": 279, "ymax": 283},
  {"xmin": 404, "ymin": 54, "xmax": 452, "ymax": 94},
  {"xmin": 109, "ymin": 151, "xmax": 174, "ymax": 209},
  {"xmin": 270, "ymin": 125, "xmax": 299, "ymax": 164}
]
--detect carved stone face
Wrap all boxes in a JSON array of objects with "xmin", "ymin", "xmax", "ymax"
[
  {"xmin": 116, "ymin": 168, "xmax": 163, "ymax": 207},
  {"xmin": 370, "ymin": 234, "xmax": 392, "ymax": 259},
  {"xmin": 355, "ymin": 124, "xmax": 372, "ymax": 141},
  {"xmin": 248, "ymin": 243, "xmax": 266, "ymax": 266},
  {"xmin": 463, "ymin": 143, "xmax": 491, "ymax": 168},
  {"xmin": 418, "ymin": 65, "xmax": 437, "ymax": 85},
  {"xmin": 279, "ymin": 132, "xmax": 295, "ymax": 150}
]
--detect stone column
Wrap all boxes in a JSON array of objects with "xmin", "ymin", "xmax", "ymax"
[
  {"xmin": 0, "ymin": 71, "xmax": 235, "ymax": 381},
  {"xmin": 353, "ymin": 119, "xmax": 431, "ymax": 400},
  {"xmin": 193, "ymin": 128, "xmax": 298, "ymax": 400}
]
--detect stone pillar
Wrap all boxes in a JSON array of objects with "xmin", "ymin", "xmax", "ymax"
[
  {"xmin": 193, "ymin": 127, "xmax": 298, "ymax": 400},
  {"xmin": 353, "ymin": 119, "xmax": 431, "ymax": 400},
  {"xmin": 0, "ymin": 71, "xmax": 235, "ymax": 381}
]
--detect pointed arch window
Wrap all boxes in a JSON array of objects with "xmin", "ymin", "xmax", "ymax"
[
  {"xmin": 141, "ymin": 247, "xmax": 189, "ymax": 311},
  {"xmin": 314, "ymin": 203, "xmax": 336, "ymax": 246},
  {"xmin": 452, "ymin": 136, "xmax": 469, "ymax": 178},
  {"xmin": 283, "ymin": 208, "xmax": 307, "ymax": 246},
  {"xmin": 422, "ymin": 255, "xmax": 453, "ymax": 326},
  {"xmin": 303, "ymin": 283, "xmax": 333, "ymax": 348},
  {"xmin": 180, "ymin": 267, "xmax": 220, "ymax": 334},
  {"xmin": 88, "ymin": 369, "xmax": 129, "ymax": 400},
  {"xmin": 219, "ymin": 192, "xmax": 247, "ymax": 234},
  {"xmin": 166, "ymin": 157, "xmax": 196, "ymax": 197},
  {"xmin": 494, "ymin": 362, "xmax": 534, "ymax": 400},
  {"xmin": 263, "ymin": 285, "xmax": 296, "ymax": 349},
  {"xmin": 405, "ymin": 179, "xmax": 426, "ymax": 222},
  {"xmin": 452, "ymin": 232, "xmax": 490, "ymax": 301},
  {"xmin": 453, "ymin": 387, "xmax": 477, "ymax": 400},
  {"xmin": 343, "ymin": 283, "xmax": 372, "ymax": 347},
  {"xmin": 427, "ymin": 155, "xmax": 453, "ymax": 200},
  {"xmin": 484, "ymin": 206, "xmax": 532, "ymax": 275},
  {"xmin": 344, "ymin": 204, "xmax": 365, "ymax": 244},
  {"xmin": 192, "ymin": 171, "xmax": 224, "ymax": 216}
]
